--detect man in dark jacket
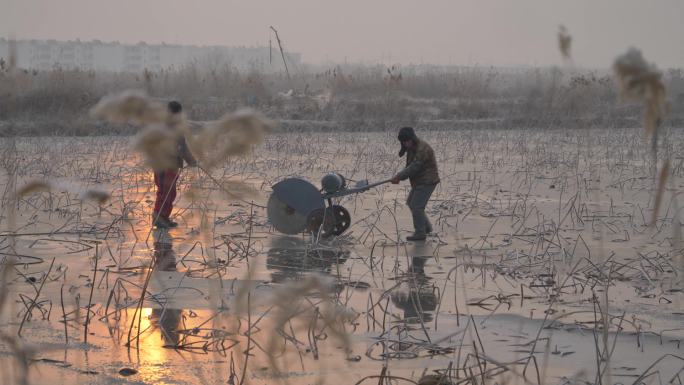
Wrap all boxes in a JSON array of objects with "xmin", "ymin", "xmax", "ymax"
[
  {"xmin": 152, "ymin": 101, "xmax": 197, "ymax": 228},
  {"xmin": 391, "ymin": 127, "xmax": 440, "ymax": 241}
]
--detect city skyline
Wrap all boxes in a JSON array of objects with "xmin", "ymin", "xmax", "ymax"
[
  {"xmin": 0, "ymin": 38, "xmax": 301, "ymax": 72},
  {"xmin": 2, "ymin": 0, "xmax": 684, "ymax": 69}
]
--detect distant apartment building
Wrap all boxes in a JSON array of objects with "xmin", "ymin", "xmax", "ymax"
[{"xmin": 0, "ymin": 38, "xmax": 301, "ymax": 73}]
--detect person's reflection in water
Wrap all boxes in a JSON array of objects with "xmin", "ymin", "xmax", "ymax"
[
  {"xmin": 391, "ymin": 256, "xmax": 439, "ymax": 324},
  {"xmin": 149, "ymin": 229, "xmax": 183, "ymax": 346},
  {"xmin": 266, "ymin": 236, "xmax": 350, "ymax": 283}
]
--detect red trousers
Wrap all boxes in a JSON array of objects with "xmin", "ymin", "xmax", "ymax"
[{"xmin": 153, "ymin": 169, "xmax": 179, "ymax": 219}]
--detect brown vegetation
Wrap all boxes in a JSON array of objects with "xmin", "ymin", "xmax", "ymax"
[{"xmin": 3, "ymin": 62, "xmax": 684, "ymax": 135}]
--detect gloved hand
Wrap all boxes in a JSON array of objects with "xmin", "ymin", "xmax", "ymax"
[{"xmin": 391, "ymin": 175, "xmax": 401, "ymax": 184}]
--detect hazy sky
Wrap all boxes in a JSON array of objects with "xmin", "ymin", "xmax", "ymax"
[{"xmin": 2, "ymin": 0, "xmax": 683, "ymax": 68}]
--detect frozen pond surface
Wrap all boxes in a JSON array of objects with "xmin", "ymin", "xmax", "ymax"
[{"xmin": 1, "ymin": 128, "xmax": 684, "ymax": 385}]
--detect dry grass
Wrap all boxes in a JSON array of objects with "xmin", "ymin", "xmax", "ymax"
[
  {"xmin": 131, "ymin": 124, "xmax": 179, "ymax": 171},
  {"xmin": 558, "ymin": 25, "xmax": 572, "ymax": 61},
  {"xmin": 89, "ymin": 90, "xmax": 167, "ymax": 126},
  {"xmin": 16, "ymin": 178, "xmax": 110, "ymax": 204},
  {"xmin": 189, "ymin": 109, "xmax": 275, "ymax": 170},
  {"xmin": 613, "ymin": 48, "xmax": 668, "ymax": 140},
  {"xmin": 613, "ymin": 48, "xmax": 672, "ymax": 226},
  {"xmin": 90, "ymin": 90, "xmax": 274, "ymax": 174},
  {"xmin": 5, "ymin": 61, "xmax": 684, "ymax": 135}
]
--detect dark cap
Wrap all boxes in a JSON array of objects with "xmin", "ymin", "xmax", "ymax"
[
  {"xmin": 168, "ymin": 100, "xmax": 182, "ymax": 114},
  {"xmin": 397, "ymin": 126, "xmax": 417, "ymax": 142},
  {"xmin": 397, "ymin": 126, "xmax": 417, "ymax": 157}
]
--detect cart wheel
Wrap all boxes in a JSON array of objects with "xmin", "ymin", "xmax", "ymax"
[
  {"xmin": 331, "ymin": 205, "xmax": 351, "ymax": 235},
  {"xmin": 306, "ymin": 208, "xmax": 335, "ymax": 237}
]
